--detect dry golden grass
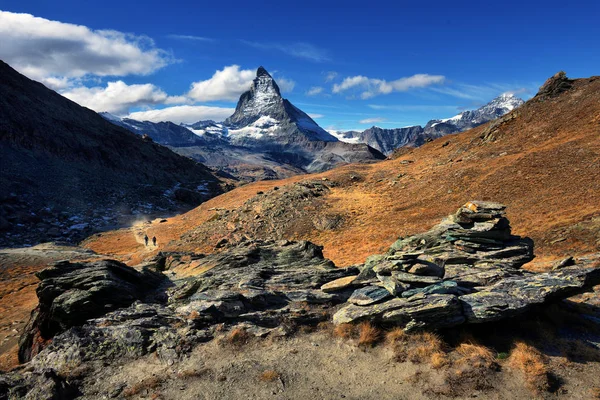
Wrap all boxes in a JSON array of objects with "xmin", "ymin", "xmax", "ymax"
[
  {"xmin": 508, "ymin": 342, "xmax": 549, "ymax": 394},
  {"xmin": 455, "ymin": 343, "xmax": 496, "ymax": 369},
  {"xmin": 386, "ymin": 330, "xmax": 446, "ymax": 366},
  {"xmin": 333, "ymin": 323, "xmax": 357, "ymax": 339},
  {"xmin": 385, "ymin": 328, "xmax": 407, "ymax": 345},
  {"xmin": 590, "ymin": 387, "xmax": 600, "ymax": 398},
  {"xmin": 259, "ymin": 370, "xmax": 281, "ymax": 382},
  {"xmin": 357, "ymin": 321, "xmax": 381, "ymax": 348},
  {"xmin": 430, "ymin": 352, "xmax": 449, "ymax": 369},
  {"xmin": 219, "ymin": 327, "xmax": 252, "ymax": 347},
  {"xmin": 122, "ymin": 376, "xmax": 163, "ymax": 397},
  {"xmin": 406, "ymin": 332, "xmax": 445, "ymax": 364},
  {"xmin": 186, "ymin": 310, "xmax": 200, "ymax": 320},
  {"xmin": 437, "ymin": 341, "xmax": 499, "ymax": 396}
]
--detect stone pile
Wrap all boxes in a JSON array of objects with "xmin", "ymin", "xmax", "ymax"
[{"xmin": 329, "ymin": 201, "xmax": 599, "ymax": 329}]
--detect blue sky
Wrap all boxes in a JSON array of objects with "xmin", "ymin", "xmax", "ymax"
[{"xmin": 1, "ymin": 0, "xmax": 599, "ymax": 130}]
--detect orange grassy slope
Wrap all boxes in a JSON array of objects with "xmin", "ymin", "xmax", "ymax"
[{"xmin": 84, "ymin": 74, "xmax": 600, "ymax": 267}]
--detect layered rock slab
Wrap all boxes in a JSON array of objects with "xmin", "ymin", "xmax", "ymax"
[{"xmin": 331, "ymin": 201, "xmax": 600, "ymax": 329}]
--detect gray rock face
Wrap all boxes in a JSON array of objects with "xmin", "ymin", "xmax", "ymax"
[
  {"xmin": 18, "ymin": 260, "xmax": 166, "ymax": 363},
  {"xmin": 348, "ymin": 286, "xmax": 392, "ymax": 305},
  {"xmin": 534, "ymin": 71, "xmax": 573, "ymax": 100},
  {"xmin": 357, "ymin": 125, "xmax": 425, "ymax": 155},
  {"xmin": 331, "ymin": 201, "xmax": 600, "ymax": 329},
  {"xmin": 16, "ymin": 240, "xmax": 359, "ymax": 365}
]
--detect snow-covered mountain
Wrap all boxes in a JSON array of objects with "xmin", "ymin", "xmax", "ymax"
[
  {"xmin": 101, "ymin": 67, "xmax": 384, "ymax": 180},
  {"xmin": 424, "ymin": 93, "xmax": 524, "ymax": 134},
  {"xmin": 224, "ymin": 67, "xmax": 338, "ymax": 143},
  {"xmin": 333, "ymin": 94, "xmax": 525, "ymax": 155}
]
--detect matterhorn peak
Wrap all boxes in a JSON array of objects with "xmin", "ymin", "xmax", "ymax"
[
  {"xmin": 256, "ymin": 66, "xmax": 271, "ymax": 78},
  {"xmin": 224, "ymin": 66, "xmax": 284, "ymax": 127}
]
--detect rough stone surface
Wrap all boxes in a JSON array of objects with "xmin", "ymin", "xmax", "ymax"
[
  {"xmin": 321, "ymin": 275, "xmax": 359, "ymax": 292},
  {"xmin": 348, "ymin": 286, "xmax": 392, "ymax": 306},
  {"xmin": 331, "ymin": 202, "xmax": 600, "ymax": 328}
]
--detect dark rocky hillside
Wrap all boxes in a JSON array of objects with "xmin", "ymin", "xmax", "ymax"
[{"xmin": 0, "ymin": 60, "xmax": 224, "ymax": 247}]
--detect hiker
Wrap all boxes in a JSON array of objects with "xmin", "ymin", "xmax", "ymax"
[
  {"xmin": 144, "ymin": 235, "xmax": 149, "ymax": 246},
  {"xmin": 152, "ymin": 236, "xmax": 157, "ymax": 247}
]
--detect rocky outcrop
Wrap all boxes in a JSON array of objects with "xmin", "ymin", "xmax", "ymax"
[
  {"xmin": 535, "ymin": 71, "xmax": 573, "ymax": 100},
  {"xmin": 18, "ymin": 260, "xmax": 166, "ymax": 363},
  {"xmin": 330, "ymin": 201, "xmax": 600, "ymax": 329}
]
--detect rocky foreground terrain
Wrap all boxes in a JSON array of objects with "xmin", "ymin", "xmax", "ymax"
[{"xmin": 2, "ymin": 201, "xmax": 600, "ymax": 398}]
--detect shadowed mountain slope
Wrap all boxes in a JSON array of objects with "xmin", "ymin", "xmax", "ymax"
[{"xmin": 0, "ymin": 60, "xmax": 223, "ymax": 246}]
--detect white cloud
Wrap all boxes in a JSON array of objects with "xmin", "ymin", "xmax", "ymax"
[
  {"xmin": 359, "ymin": 117, "xmax": 386, "ymax": 124},
  {"xmin": 309, "ymin": 114, "xmax": 324, "ymax": 119},
  {"xmin": 242, "ymin": 41, "xmax": 330, "ymax": 62},
  {"xmin": 324, "ymin": 71, "xmax": 338, "ymax": 82},
  {"xmin": 276, "ymin": 77, "xmax": 295, "ymax": 93},
  {"xmin": 187, "ymin": 65, "xmax": 294, "ymax": 101},
  {"xmin": 188, "ymin": 65, "xmax": 255, "ymax": 102},
  {"xmin": 333, "ymin": 74, "xmax": 445, "ymax": 99},
  {"xmin": 127, "ymin": 105, "xmax": 235, "ymax": 124},
  {"xmin": 306, "ymin": 86, "xmax": 324, "ymax": 96},
  {"xmin": 430, "ymin": 83, "xmax": 535, "ymax": 101},
  {"xmin": 61, "ymin": 81, "xmax": 187, "ymax": 114},
  {"xmin": 0, "ymin": 11, "xmax": 172, "ymax": 89},
  {"xmin": 167, "ymin": 34, "xmax": 214, "ymax": 42}
]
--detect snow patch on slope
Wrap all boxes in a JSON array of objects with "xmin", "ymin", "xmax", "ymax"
[{"xmin": 227, "ymin": 116, "xmax": 280, "ymax": 139}]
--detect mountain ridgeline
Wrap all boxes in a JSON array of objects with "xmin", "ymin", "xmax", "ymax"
[
  {"xmin": 331, "ymin": 94, "xmax": 524, "ymax": 155},
  {"xmin": 0, "ymin": 60, "xmax": 224, "ymax": 247},
  {"xmin": 103, "ymin": 68, "xmax": 524, "ymax": 173}
]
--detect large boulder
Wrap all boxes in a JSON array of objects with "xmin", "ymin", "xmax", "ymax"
[{"xmin": 18, "ymin": 260, "xmax": 165, "ymax": 363}]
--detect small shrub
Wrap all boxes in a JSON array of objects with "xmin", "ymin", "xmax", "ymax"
[
  {"xmin": 406, "ymin": 332, "xmax": 444, "ymax": 364},
  {"xmin": 223, "ymin": 327, "xmax": 251, "ymax": 347},
  {"xmin": 508, "ymin": 342, "xmax": 549, "ymax": 394},
  {"xmin": 590, "ymin": 387, "xmax": 600, "ymax": 399},
  {"xmin": 259, "ymin": 370, "xmax": 281, "ymax": 382},
  {"xmin": 357, "ymin": 322, "xmax": 381, "ymax": 348},
  {"xmin": 431, "ymin": 351, "xmax": 449, "ymax": 369},
  {"xmin": 177, "ymin": 367, "xmax": 211, "ymax": 379},
  {"xmin": 333, "ymin": 323, "xmax": 356, "ymax": 339},
  {"xmin": 442, "ymin": 342, "xmax": 498, "ymax": 395},
  {"xmin": 385, "ymin": 328, "xmax": 407, "ymax": 345},
  {"xmin": 455, "ymin": 343, "xmax": 496, "ymax": 369}
]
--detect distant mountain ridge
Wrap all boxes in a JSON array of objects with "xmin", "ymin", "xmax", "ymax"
[{"xmin": 329, "ymin": 94, "xmax": 525, "ymax": 155}]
